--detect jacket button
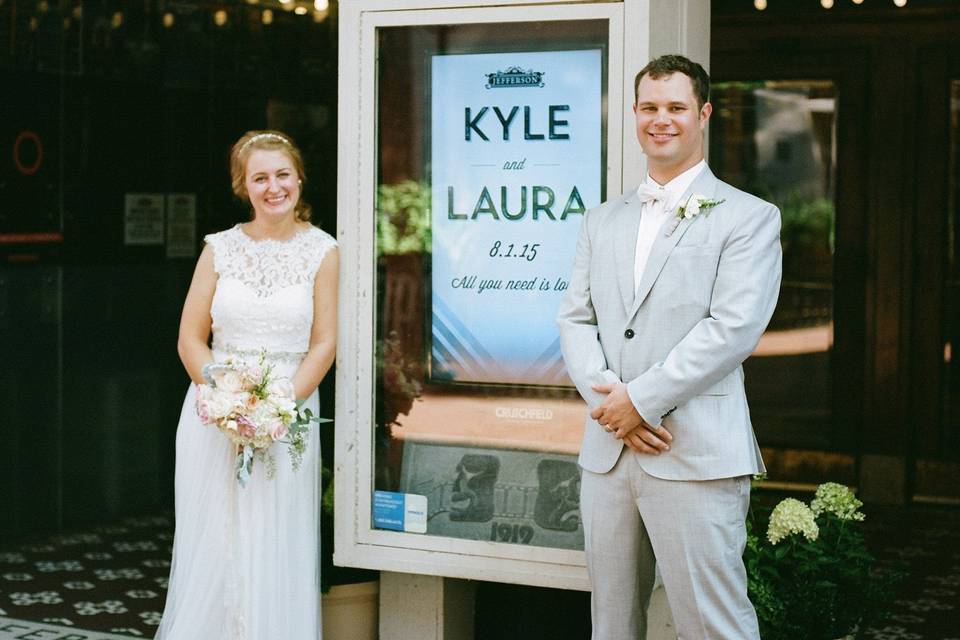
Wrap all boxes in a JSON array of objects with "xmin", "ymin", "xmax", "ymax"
[{"xmin": 624, "ymin": 329, "xmax": 635, "ymax": 339}]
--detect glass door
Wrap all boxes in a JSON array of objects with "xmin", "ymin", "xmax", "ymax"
[
  {"xmin": 912, "ymin": 49, "xmax": 960, "ymax": 502},
  {"xmin": 708, "ymin": 53, "xmax": 869, "ymax": 489}
]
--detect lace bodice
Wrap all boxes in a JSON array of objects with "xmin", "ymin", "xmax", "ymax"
[{"xmin": 205, "ymin": 224, "xmax": 337, "ymax": 359}]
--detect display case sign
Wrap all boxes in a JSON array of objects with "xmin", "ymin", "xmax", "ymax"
[{"xmin": 430, "ymin": 49, "xmax": 602, "ymax": 387}]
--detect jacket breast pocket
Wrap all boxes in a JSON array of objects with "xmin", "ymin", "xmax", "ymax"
[{"xmin": 661, "ymin": 244, "xmax": 722, "ymax": 306}]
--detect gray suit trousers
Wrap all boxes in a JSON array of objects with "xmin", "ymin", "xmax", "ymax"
[{"xmin": 580, "ymin": 450, "xmax": 760, "ymax": 640}]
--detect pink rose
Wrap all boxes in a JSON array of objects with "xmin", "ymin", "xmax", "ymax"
[
  {"xmin": 195, "ymin": 385, "xmax": 213, "ymax": 423},
  {"xmin": 236, "ymin": 415, "xmax": 257, "ymax": 439},
  {"xmin": 269, "ymin": 420, "xmax": 289, "ymax": 441}
]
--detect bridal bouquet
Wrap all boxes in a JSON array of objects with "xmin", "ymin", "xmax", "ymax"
[{"xmin": 196, "ymin": 355, "xmax": 321, "ymax": 487}]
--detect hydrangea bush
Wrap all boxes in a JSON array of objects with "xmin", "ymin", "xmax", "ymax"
[{"xmin": 745, "ymin": 480, "xmax": 899, "ymax": 640}]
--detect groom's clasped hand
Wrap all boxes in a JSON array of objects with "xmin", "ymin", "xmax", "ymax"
[{"xmin": 589, "ymin": 381, "xmax": 673, "ymax": 454}]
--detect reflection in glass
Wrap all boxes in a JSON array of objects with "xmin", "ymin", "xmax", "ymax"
[
  {"xmin": 374, "ymin": 21, "xmax": 609, "ymax": 549},
  {"xmin": 710, "ymin": 81, "xmax": 852, "ymax": 484}
]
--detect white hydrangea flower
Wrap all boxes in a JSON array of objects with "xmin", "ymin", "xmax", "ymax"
[
  {"xmin": 766, "ymin": 497, "xmax": 819, "ymax": 544},
  {"xmin": 810, "ymin": 482, "xmax": 866, "ymax": 521}
]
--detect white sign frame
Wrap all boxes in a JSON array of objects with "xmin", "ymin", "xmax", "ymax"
[{"xmin": 336, "ymin": 0, "xmax": 625, "ymax": 591}]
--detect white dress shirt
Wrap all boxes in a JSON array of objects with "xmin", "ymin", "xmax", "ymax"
[{"xmin": 633, "ymin": 160, "xmax": 707, "ymax": 292}]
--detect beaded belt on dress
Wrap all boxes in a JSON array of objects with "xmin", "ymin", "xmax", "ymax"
[{"xmin": 212, "ymin": 341, "xmax": 307, "ymax": 364}]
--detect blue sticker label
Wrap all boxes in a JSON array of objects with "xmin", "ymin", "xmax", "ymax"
[{"xmin": 373, "ymin": 491, "xmax": 428, "ymax": 534}]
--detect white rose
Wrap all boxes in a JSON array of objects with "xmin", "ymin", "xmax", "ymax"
[
  {"xmin": 266, "ymin": 377, "xmax": 295, "ymax": 401},
  {"xmin": 250, "ymin": 402, "xmax": 275, "ymax": 425},
  {"xmin": 225, "ymin": 419, "xmax": 239, "ymax": 432},
  {"xmin": 270, "ymin": 397, "xmax": 298, "ymax": 417},
  {"xmin": 244, "ymin": 365, "xmax": 265, "ymax": 387},
  {"xmin": 685, "ymin": 196, "xmax": 702, "ymax": 217},
  {"xmin": 206, "ymin": 393, "xmax": 236, "ymax": 420},
  {"xmin": 214, "ymin": 369, "xmax": 244, "ymax": 393}
]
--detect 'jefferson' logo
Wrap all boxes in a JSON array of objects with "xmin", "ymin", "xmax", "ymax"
[{"xmin": 485, "ymin": 66, "xmax": 545, "ymax": 89}]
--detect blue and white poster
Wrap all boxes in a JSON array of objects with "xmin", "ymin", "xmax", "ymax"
[{"xmin": 430, "ymin": 49, "xmax": 603, "ymax": 386}]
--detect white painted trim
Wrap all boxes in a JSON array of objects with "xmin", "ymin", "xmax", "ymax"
[{"xmin": 337, "ymin": 1, "xmax": 622, "ymax": 591}]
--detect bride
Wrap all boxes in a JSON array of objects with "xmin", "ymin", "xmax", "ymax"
[{"xmin": 155, "ymin": 130, "xmax": 338, "ymax": 639}]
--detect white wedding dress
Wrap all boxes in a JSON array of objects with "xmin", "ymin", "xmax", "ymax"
[{"xmin": 156, "ymin": 224, "xmax": 337, "ymax": 640}]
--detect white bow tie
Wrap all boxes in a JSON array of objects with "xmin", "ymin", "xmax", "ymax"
[{"xmin": 637, "ymin": 183, "xmax": 668, "ymax": 205}]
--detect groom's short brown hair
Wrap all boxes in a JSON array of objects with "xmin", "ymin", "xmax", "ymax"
[{"xmin": 634, "ymin": 55, "xmax": 710, "ymax": 109}]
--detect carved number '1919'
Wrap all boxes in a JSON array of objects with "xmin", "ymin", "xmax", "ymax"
[{"xmin": 490, "ymin": 522, "xmax": 534, "ymax": 544}]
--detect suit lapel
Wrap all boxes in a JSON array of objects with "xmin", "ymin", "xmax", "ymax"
[
  {"xmin": 629, "ymin": 167, "xmax": 719, "ymax": 318},
  {"xmin": 613, "ymin": 192, "xmax": 642, "ymax": 313}
]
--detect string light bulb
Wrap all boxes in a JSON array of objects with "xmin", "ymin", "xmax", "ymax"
[
  {"xmin": 294, "ymin": 5, "xmax": 307, "ymax": 14},
  {"xmin": 820, "ymin": 0, "xmax": 833, "ymax": 7},
  {"xmin": 753, "ymin": 0, "xmax": 767, "ymax": 10},
  {"xmin": 314, "ymin": 0, "xmax": 329, "ymax": 10},
  {"xmin": 163, "ymin": 12, "xmax": 175, "ymax": 28},
  {"xmin": 214, "ymin": 9, "xmax": 228, "ymax": 26},
  {"xmin": 893, "ymin": 0, "xmax": 906, "ymax": 6},
  {"xmin": 262, "ymin": 8, "xmax": 274, "ymax": 25},
  {"xmin": 111, "ymin": 11, "xmax": 123, "ymax": 28}
]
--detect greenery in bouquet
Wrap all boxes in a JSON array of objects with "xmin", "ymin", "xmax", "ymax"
[
  {"xmin": 377, "ymin": 180, "xmax": 431, "ymax": 255},
  {"xmin": 745, "ymin": 481, "xmax": 900, "ymax": 640}
]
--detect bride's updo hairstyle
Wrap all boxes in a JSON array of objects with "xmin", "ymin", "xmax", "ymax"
[{"xmin": 229, "ymin": 130, "xmax": 312, "ymax": 222}]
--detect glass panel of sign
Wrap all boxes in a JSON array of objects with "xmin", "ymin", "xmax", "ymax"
[
  {"xmin": 709, "ymin": 80, "xmax": 854, "ymax": 486},
  {"xmin": 373, "ymin": 20, "xmax": 609, "ymax": 549}
]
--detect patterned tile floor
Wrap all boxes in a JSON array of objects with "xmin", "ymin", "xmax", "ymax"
[
  {"xmin": 859, "ymin": 504, "xmax": 960, "ymax": 640},
  {"xmin": 0, "ymin": 514, "xmax": 172, "ymax": 638},
  {"xmin": 0, "ymin": 504, "xmax": 958, "ymax": 639}
]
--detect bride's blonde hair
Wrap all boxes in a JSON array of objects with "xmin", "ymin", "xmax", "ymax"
[{"xmin": 229, "ymin": 130, "xmax": 312, "ymax": 222}]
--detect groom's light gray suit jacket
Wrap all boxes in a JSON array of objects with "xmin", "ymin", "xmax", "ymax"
[{"xmin": 557, "ymin": 167, "xmax": 781, "ymax": 480}]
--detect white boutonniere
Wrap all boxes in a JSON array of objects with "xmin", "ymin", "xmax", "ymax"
[{"xmin": 665, "ymin": 194, "xmax": 725, "ymax": 236}]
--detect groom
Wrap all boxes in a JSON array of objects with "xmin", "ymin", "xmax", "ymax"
[{"xmin": 557, "ymin": 55, "xmax": 781, "ymax": 639}]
